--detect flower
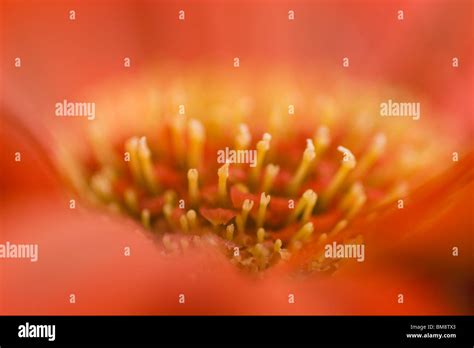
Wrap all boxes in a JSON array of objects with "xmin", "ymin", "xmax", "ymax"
[{"xmin": 1, "ymin": 0, "xmax": 472, "ymax": 315}]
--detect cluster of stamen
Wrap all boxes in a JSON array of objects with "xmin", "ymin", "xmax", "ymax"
[{"xmin": 76, "ymin": 116, "xmax": 402, "ymax": 274}]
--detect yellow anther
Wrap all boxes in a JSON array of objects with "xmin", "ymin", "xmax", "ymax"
[
  {"xmin": 217, "ymin": 163, "xmax": 230, "ymax": 203},
  {"xmin": 123, "ymin": 188, "xmax": 138, "ymax": 214},
  {"xmin": 352, "ymin": 133, "xmax": 386, "ymax": 179},
  {"xmin": 187, "ymin": 119, "xmax": 205, "ymax": 169},
  {"xmin": 291, "ymin": 222, "xmax": 314, "ymax": 243},
  {"xmin": 301, "ymin": 190, "xmax": 317, "ymax": 223},
  {"xmin": 170, "ymin": 116, "xmax": 186, "ymax": 166},
  {"xmin": 256, "ymin": 192, "xmax": 271, "ymax": 229},
  {"xmin": 187, "ymin": 169, "xmax": 199, "ymax": 205},
  {"xmin": 179, "ymin": 214, "xmax": 189, "ymax": 232},
  {"xmin": 125, "ymin": 137, "xmax": 143, "ymax": 185},
  {"xmin": 288, "ymin": 139, "xmax": 316, "ymax": 195},
  {"xmin": 321, "ymin": 146, "xmax": 356, "ymax": 207},
  {"xmin": 141, "ymin": 209, "xmax": 151, "ymax": 229},
  {"xmin": 226, "ymin": 224, "xmax": 235, "ymax": 241},
  {"xmin": 274, "ymin": 239, "xmax": 282, "ymax": 253},
  {"xmin": 186, "ymin": 209, "xmax": 197, "ymax": 229},
  {"xmin": 250, "ymin": 133, "xmax": 271, "ymax": 184},
  {"xmin": 257, "ymin": 227, "xmax": 265, "ymax": 243},
  {"xmin": 138, "ymin": 136, "xmax": 158, "ymax": 193}
]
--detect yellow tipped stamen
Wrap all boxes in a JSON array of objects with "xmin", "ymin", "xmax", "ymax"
[
  {"xmin": 138, "ymin": 137, "xmax": 158, "ymax": 194},
  {"xmin": 170, "ymin": 116, "xmax": 185, "ymax": 166},
  {"xmin": 352, "ymin": 133, "xmax": 386, "ymax": 179},
  {"xmin": 329, "ymin": 219, "xmax": 348, "ymax": 237},
  {"xmin": 235, "ymin": 123, "xmax": 251, "ymax": 151},
  {"xmin": 163, "ymin": 190, "xmax": 177, "ymax": 206},
  {"xmin": 187, "ymin": 169, "xmax": 199, "ymax": 205},
  {"xmin": 238, "ymin": 199, "xmax": 254, "ymax": 234},
  {"xmin": 226, "ymin": 224, "xmax": 235, "ymax": 241},
  {"xmin": 301, "ymin": 190, "xmax": 318, "ymax": 223},
  {"xmin": 257, "ymin": 227, "xmax": 265, "ymax": 243},
  {"xmin": 322, "ymin": 146, "xmax": 356, "ymax": 207},
  {"xmin": 288, "ymin": 139, "xmax": 316, "ymax": 195},
  {"xmin": 217, "ymin": 163, "xmax": 230, "ymax": 202},
  {"xmin": 375, "ymin": 182, "xmax": 409, "ymax": 209},
  {"xmin": 250, "ymin": 133, "xmax": 271, "ymax": 184},
  {"xmin": 256, "ymin": 192, "xmax": 271, "ymax": 229},
  {"xmin": 163, "ymin": 203, "xmax": 174, "ymax": 227},
  {"xmin": 141, "ymin": 209, "xmax": 151, "ymax": 229},
  {"xmin": 186, "ymin": 209, "xmax": 197, "ymax": 229},
  {"xmin": 339, "ymin": 182, "xmax": 364, "ymax": 212},
  {"xmin": 187, "ymin": 119, "xmax": 205, "ymax": 169},
  {"xmin": 123, "ymin": 188, "xmax": 139, "ymax": 214},
  {"xmin": 235, "ymin": 215, "xmax": 244, "ymax": 235},
  {"xmin": 346, "ymin": 192, "xmax": 367, "ymax": 220},
  {"xmin": 292, "ymin": 222, "xmax": 314, "ymax": 243},
  {"xmin": 288, "ymin": 189, "xmax": 313, "ymax": 224},
  {"xmin": 125, "ymin": 137, "xmax": 143, "ymax": 185},
  {"xmin": 261, "ymin": 164, "xmax": 280, "ymax": 193},
  {"xmin": 90, "ymin": 173, "xmax": 113, "ymax": 201},
  {"xmin": 274, "ymin": 239, "xmax": 282, "ymax": 253},
  {"xmin": 179, "ymin": 214, "xmax": 189, "ymax": 232},
  {"xmin": 313, "ymin": 126, "xmax": 331, "ymax": 159}
]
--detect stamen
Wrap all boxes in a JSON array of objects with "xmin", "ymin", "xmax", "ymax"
[
  {"xmin": 163, "ymin": 190, "xmax": 177, "ymax": 206},
  {"xmin": 301, "ymin": 190, "xmax": 318, "ymax": 223},
  {"xmin": 374, "ymin": 182, "xmax": 408, "ymax": 209},
  {"xmin": 346, "ymin": 192, "xmax": 366, "ymax": 220},
  {"xmin": 123, "ymin": 188, "xmax": 139, "ymax": 214},
  {"xmin": 291, "ymin": 222, "xmax": 314, "ymax": 243},
  {"xmin": 141, "ymin": 209, "xmax": 151, "ymax": 229},
  {"xmin": 179, "ymin": 214, "xmax": 189, "ymax": 232},
  {"xmin": 250, "ymin": 133, "xmax": 271, "ymax": 184},
  {"xmin": 261, "ymin": 164, "xmax": 280, "ymax": 193},
  {"xmin": 313, "ymin": 126, "xmax": 331, "ymax": 159},
  {"xmin": 187, "ymin": 119, "xmax": 205, "ymax": 169},
  {"xmin": 288, "ymin": 139, "xmax": 316, "ymax": 195},
  {"xmin": 256, "ymin": 192, "xmax": 271, "ymax": 229},
  {"xmin": 352, "ymin": 133, "xmax": 386, "ymax": 179},
  {"xmin": 235, "ymin": 123, "xmax": 251, "ymax": 151},
  {"xmin": 125, "ymin": 137, "xmax": 143, "ymax": 185},
  {"xmin": 163, "ymin": 203, "xmax": 174, "ymax": 227},
  {"xmin": 257, "ymin": 227, "xmax": 265, "ymax": 243},
  {"xmin": 329, "ymin": 219, "xmax": 348, "ymax": 237},
  {"xmin": 90, "ymin": 173, "xmax": 113, "ymax": 201},
  {"xmin": 217, "ymin": 163, "xmax": 230, "ymax": 203},
  {"xmin": 274, "ymin": 239, "xmax": 282, "ymax": 253},
  {"xmin": 186, "ymin": 209, "xmax": 197, "ymax": 229},
  {"xmin": 321, "ymin": 146, "xmax": 356, "ymax": 207},
  {"xmin": 288, "ymin": 189, "xmax": 313, "ymax": 224},
  {"xmin": 238, "ymin": 199, "xmax": 254, "ymax": 234},
  {"xmin": 226, "ymin": 224, "xmax": 235, "ymax": 240},
  {"xmin": 187, "ymin": 169, "xmax": 199, "ymax": 205},
  {"xmin": 138, "ymin": 136, "xmax": 158, "ymax": 194},
  {"xmin": 170, "ymin": 116, "xmax": 185, "ymax": 166},
  {"xmin": 339, "ymin": 182, "xmax": 364, "ymax": 212}
]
